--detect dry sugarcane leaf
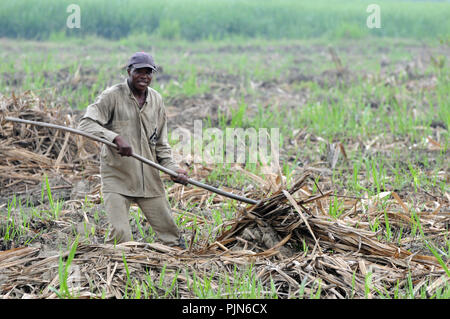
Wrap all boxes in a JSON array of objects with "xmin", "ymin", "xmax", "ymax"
[
  {"xmin": 392, "ymin": 192, "xmax": 410, "ymax": 214},
  {"xmin": 282, "ymin": 190, "xmax": 321, "ymax": 252}
]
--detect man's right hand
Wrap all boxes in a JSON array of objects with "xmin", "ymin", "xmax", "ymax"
[{"xmin": 113, "ymin": 135, "xmax": 133, "ymax": 156}]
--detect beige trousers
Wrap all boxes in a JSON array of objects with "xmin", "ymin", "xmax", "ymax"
[{"xmin": 103, "ymin": 192, "xmax": 180, "ymax": 246}]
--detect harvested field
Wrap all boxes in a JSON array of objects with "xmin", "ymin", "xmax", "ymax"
[
  {"xmin": 0, "ymin": 164, "xmax": 448, "ymax": 298},
  {"xmin": 0, "ymin": 31, "xmax": 449, "ymax": 299}
]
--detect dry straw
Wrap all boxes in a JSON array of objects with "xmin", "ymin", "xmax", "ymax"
[{"xmin": 0, "ymin": 92, "xmax": 448, "ymax": 299}]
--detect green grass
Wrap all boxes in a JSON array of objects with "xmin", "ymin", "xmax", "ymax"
[
  {"xmin": 1, "ymin": 196, "xmax": 44, "ymax": 246},
  {"xmin": 1, "ymin": 1, "xmax": 449, "ymax": 41},
  {"xmin": 1, "ymin": 196, "xmax": 28, "ymax": 243},
  {"xmin": 50, "ymin": 236, "xmax": 80, "ymax": 298},
  {"xmin": 121, "ymin": 263, "xmax": 279, "ymax": 299}
]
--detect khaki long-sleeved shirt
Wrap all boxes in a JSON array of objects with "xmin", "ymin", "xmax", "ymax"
[{"xmin": 78, "ymin": 80, "xmax": 179, "ymax": 198}]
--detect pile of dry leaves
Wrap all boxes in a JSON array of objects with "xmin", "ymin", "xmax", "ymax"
[{"xmin": 0, "ymin": 91, "xmax": 100, "ymax": 200}]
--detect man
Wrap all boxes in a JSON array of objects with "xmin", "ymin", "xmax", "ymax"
[{"xmin": 78, "ymin": 52, "xmax": 188, "ymax": 248}]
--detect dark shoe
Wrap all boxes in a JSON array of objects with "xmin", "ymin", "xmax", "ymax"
[{"xmin": 177, "ymin": 237, "xmax": 187, "ymax": 249}]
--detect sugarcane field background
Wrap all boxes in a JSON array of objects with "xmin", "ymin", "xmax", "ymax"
[{"xmin": 0, "ymin": 0, "xmax": 449, "ymax": 300}]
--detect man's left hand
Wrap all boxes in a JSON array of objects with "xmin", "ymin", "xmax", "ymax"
[{"xmin": 171, "ymin": 168, "xmax": 189, "ymax": 185}]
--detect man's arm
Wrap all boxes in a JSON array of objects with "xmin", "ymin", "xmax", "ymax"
[
  {"xmin": 78, "ymin": 117, "xmax": 118, "ymax": 143},
  {"xmin": 78, "ymin": 90, "xmax": 132, "ymax": 156},
  {"xmin": 78, "ymin": 90, "xmax": 118, "ymax": 141}
]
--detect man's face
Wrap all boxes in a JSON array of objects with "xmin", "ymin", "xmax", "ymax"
[{"xmin": 128, "ymin": 66, "xmax": 153, "ymax": 91}]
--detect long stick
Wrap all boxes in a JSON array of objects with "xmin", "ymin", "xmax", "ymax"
[{"xmin": 4, "ymin": 116, "xmax": 259, "ymax": 205}]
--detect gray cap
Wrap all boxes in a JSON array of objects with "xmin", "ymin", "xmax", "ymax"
[{"xmin": 127, "ymin": 52, "xmax": 157, "ymax": 71}]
